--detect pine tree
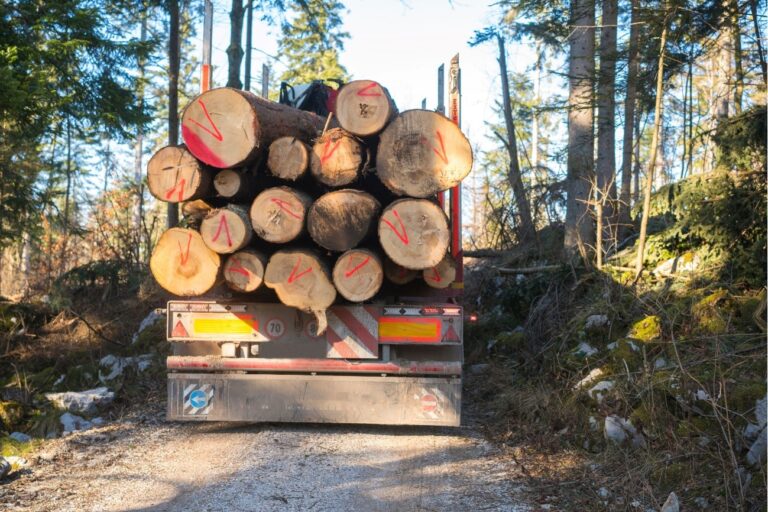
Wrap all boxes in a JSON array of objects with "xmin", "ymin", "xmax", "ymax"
[{"xmin": 277, "ymin": 0, "xmax": 350, "ymax": 83}]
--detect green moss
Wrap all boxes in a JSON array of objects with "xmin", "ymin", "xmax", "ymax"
[
  {"xmin": 729, "ymin": 381, "xmax": 765, "ymax": 414},
  {"xmin": 607, "ymin": 339, "xmax": 642, "ymax": 368},
  {"xmin": 0, "ymin": 435, "xmax": 42, "ymax": 457},
  {"xmin": 56, "ymin": 363, "xmax": 100, "ymax": 391},
  {"xmin": 25, "ymin": 406, "xmax": 60, "ymax": 439},
  {"xmin": 0, "ymin": 400, "xmax": 24, "ymax": 430},
  {"xmin": 628, "ymin": 315, "xmax": 662, "ymax": 343},
  {"xmin": 691, "ymin": 289, "xmax": 732, "ymax": 335}
]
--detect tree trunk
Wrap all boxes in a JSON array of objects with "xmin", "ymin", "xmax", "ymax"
[
  {"xmin": 150, "ymin": 227, "xmax": 220, "ymax": 296},
  {"xmin": 334, "ymin": 80, "xmax": 397, "ymax": 137},
  {"xmin": 377, "ymin": 110, "xmax": 473, "ymax": 197},
  {"xmin": 596, "ymin": 0, "xmax": 618, "ymax": 256},
  {"xmin": 378, "ymin": 198, "xmax": 450, "ymax": 270},
  {"xmin": 749, "ymin": 0, "xmax": 767, "ymax": 85},
  {"xmin": 250, "ymin": 186, "xmax": 312, "ymax": 243},
  {"xmin": 244, "ymin": 0, "xmax": 253, "ymax": 91},
  {"xmin": 732, "ymin": 4, "xmax": 743, "ymax": 114},
  {"xmin": 563, "ymin": 0, "xmax": 596, "ymax": 262},
  {"xmin": 226, "ymin": 0, "xmax": 244, "ymax": 89},
  {"xmin": 423, "ymin": 253, "xmax": 457, "ymax": 289},
  {"xmin": 134, "ymin": 7, "xmax": 148, "ymax": 240},
  {"xmin": 223, "ymin": 249, "xmax": 266, "ymax": 292},
  {"xmin": 267, "ymin": 136, "xmax": 310, "ymax": 181},
  {"xmin": 213, "ymin": 168, "xmax": 256, "ymax": 201},
  {"xmin": 617, "ymin": 0, "xmax": 639, "ymax": 240},
  {"xmin": 181, "ymin": 88, "xmax": 323, "ymax": 169},
  {"xmin": 167, "ymin": 0, "xmax": 181, "ymax": 228},
  {"xmin": 200, "ymin": 204, "xmax": 253, "ymax": 254},
  {"xmin": 383, "ymin": 257, "xmax": 418, "ymax": 285},
  {"xmin": 309, "ymin": 128, "xmax": 368, "ymax": 187},
  {"xmin": 634, "ymin": 8, "xmax": 668, "ymax": 276},
  {"xmin": 307, "ymin": 190, "xmax": 380, "ymax": 252},
  {"xmin": 264, "ymin": 249, "xmax": 337, "ymax": 334},
  {"xmin": 332, "ymin": 248, "xmax": 383, "ymax": 302},
  {"xmin": 147, "ymin": 145, "xmax": 213, "ymax": 202},
  {"xmin": 496, "ymin": 34, "xmax": 536, "ymax": 244}
]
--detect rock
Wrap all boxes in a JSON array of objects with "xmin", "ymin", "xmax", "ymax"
[
  {"xmin": 9, "ymin": 432, "xmax": 31, "ymax": 443},
  {"xmin": 693, "ymin": 496, "xmax": 709, "ymax": 509},
  {"xmin": 588, "ymin": 381, "xmax": 615, "ymax": 403},
  {"xmin": 92, "ymin": 417, "xmax": 105, "ymax": 426},
  {"xmin": 131, "ymin": 310, "xmax": 163, "ymax": 344},
  {"xmin": 585, "ymin": 314, "xmax": 610, "ymax": 330},
  {"xmin": 574, "ymin": 367, "xmax": 605, "ymax": 390},
  {"xmin": 99, "ymin": 354, "xmax": 155, "ymax": 382},
  {"xmin": 607, "ymin": 339, "xmax": 639, "ymax": 352},
  {"xmin": 693, "ymin": 389, "xmax": 711, "ymax": 401},
  {"xmin": 627, "ymin": 315, "xmax": 662, "ymax": 343},
  {"xmin": 45, "ymin": 387, "xmax": 114, "ymax": 415},
  {"xmin": 654, "ymin": 252, "xmax": 700, "ymax": 275},
  {"xmin": 589, "ymin": 416, "xmax": 599, "ymax": 431},
  {"xmin": 660, "ymin": 492, "xmax": 679, "ymax": 512},
  {"xmin": 574, "ymin": 342, "xmax": 598, "ymax": 358},
  {"xmin": 5, "ymin": 456, "xmax": 27, "ymax": 470},
  {"xmin": 630, "ymin": 500, "xmax": 641, "ymax": 508},
  {"xmin": 746, "ymin": 426, "xmax": 766, "ymax": 467},
  {"xmin": 744, "ymin": 422, "xmax": 761, "ymax": 440},
  {"xmin": 597, "ymin": 487, "xmax": 610, "ymax": 498},
  {"xmin": 604, "ymin": 415, "xmax": 646, "ymax": 448},
  {"xmin": 654, "ymin": 357, "xmax": 668, "ymax": 369},
  {"xmin": 468, "ymin": 363, "xmax": 490, "ymax": 375},
  {"xmin": 59, "ymin": 412, "xmax": 93, "ymax": 434},
  {"xmin": 0, "ymin": 457, "xmax": 10, "ymax": 479},
  {"xmin": 756, "ymin": 394, "xmax": 767, "ymax": 427}
]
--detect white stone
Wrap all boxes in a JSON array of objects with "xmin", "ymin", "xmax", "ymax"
[
  {"xmin": 630, "ymin": 500, "xmax": 641, "ymax": 508},
  {"xmin": 5, "ymin": 456, "xmax": 27, "ymax": 469},
  {"xmin": 744, "ymin": 423, "xmax": 761, "ymax": 440},
  {"xmin": 693, "ymin": 497, "xmax": 709, "ymax": 509},
  {"xmin": 585, "ymin": 314, "xmax": 610, "ymax": 330},
  {"xmin": 59, "ymin": 412, "xmax": 93, "ymax": 434},
  {"xmin": 660, "ymin": 492, "xmax": 679, "ymax": 512},
  {"xmin": 694, "ymin": 389, "xmax": 710, "ymax": 401},
  {"xmin": 99, "ymin": 354, "xmax": 130, "ymax": 381},
  {"xmin": 9, "ymin": 432, "xmax": 31, "ymax": 443},
  {"xmin": 746, "ymin": 426, "xmax": 766, "ymax": 467},
  {"xmin": 604, "ymin": 415, "xmax": 646, "ymax": 448},
  {"xmin": 92, "ymin": 417, "xmax": 105, "ymax": 426},
  {"xmin": 756, "ymin": 394, "xmax": 767, "ymax": 427},
  {"xmin": 574, "ymin": 368, "xmax": 605, "ymax": 390},
  {"xmin": 654, "ymin": 253, "xmax": 700, "ymax": 275},
  {"xmin": 45, "ymin": 387, "xmax": 114, "ymax": 415},
  {"xmin": 588, "ymin": 381, "xmax": 615, "ymax": 403},
  {"xmin": 575, "ymin": 342, "xmax": 598, "ymax": 358},
  {"xmin": 53, "ymin": 374, "xmax": 65, "ymax": 387},
  {"xmin": 589, "ymin": 416, "xmax": 599, "ymax": 431},
  {"xmin": 654, "ymin": 357, "xmax": 668, "ymax": 369},
  {"xmin": 597, "ymin": 487, "xmax": 610, "ymax": 498},
  {"xmin": 0, "ymin": 457, "xmax": 10, "ymax": 479},
  {"xmin": 131, "ymin": 310, "xmax": 163, "ymax": 344}
]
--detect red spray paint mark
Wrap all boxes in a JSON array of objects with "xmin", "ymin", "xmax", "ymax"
[
  {"xmin": 270, "ymin": 198, "xmax": 301, "ymax": 220},
  {"xmin": 228, "ymin": 257, "xmax": 250, "ymax": 277},
  {"xmin": 177, "ymin": 233, "xmax": 193, "ymax": 266},
  {"xmin": 320, "ymin": 139, "xmax": 341, "ymax": 165},
  {"xmin": 187, "ymin": 99, "xmax": 223, "ymax": 141},
  {"xmin": 165, "ymin": 178, "xmax": 186, "ymax": 202},
  {"xmin": 344, "ymin": 255, "xmax": 371, "ymax": 278},
  {"xmin": 421, "ymin": 130, "xmax": 449, "ymax": 165},
  {"xmin": 287, "ymin": 256, "xmax": 313, "ymax": 284},
  {"xmin": 381, "ymin": 209, "xmax": 409, "ymax": 245},
  {"xmin": 182, "ymin": 124, "xmax": 228, "ymax": 168},
  {"xmin": 356, "ymin": 82, "xmax": 382, "ymax": 97},
  {"xmin": 428, "ymin": 266, "xmax": 442, "ymax": 283},
  {"xmin": 211, "ymin": 214, "xmax": 233, "ymax": 247}
]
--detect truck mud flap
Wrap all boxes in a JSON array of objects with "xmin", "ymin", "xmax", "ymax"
[{"xmin": 168, "ymin": 373, "xmax": 461, "ymax": 427}]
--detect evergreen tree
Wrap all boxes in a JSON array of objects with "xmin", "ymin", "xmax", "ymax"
[{"xmin": 277, "ymin": 0, "xmax": 350, "ymax": 83}]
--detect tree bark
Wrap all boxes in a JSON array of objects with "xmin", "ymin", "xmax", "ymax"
[
  {"xmin": 309, "ymin": 128, "xmax": 368, "ymax": 187},
  {"xmin": 749, "ymin": 0, "xmax": 767, "ymax": 86},
  {"xmin": 563, "ymin": 0, "xmax": 596, "ymax": 262},
  {"xmin": 496, "ymin": 34, "xmax": 535, "ymax": 244},
  {"xmin": 227, "ymin": 0, "xmax": 245, "ymax": 89},
  {"xmin": 332, "ymin": 248, "xmax": 383, "ymax": 302},
  {"xmin": 250, "ymin": 186, "xmax": 312, "ymax": 243},
  {"xmin": 134, "ymin": 7, "xmax": 148, "ymax": 242},
  {"xmin": 244, "ymin": 0, "xmax": 253, "ymax": 91},
  {"xmin": 334, "ymin": 80, "xmax": 397, "ymax": 137},
  {"xmin": 617, "ymin": 0, "xmax": 639, "ymax": 240},
  {"xmin": 383, "ymin": 257, "xmax": 418, "ymax": 284},
  {"xmin": 167, "ymin": 0, "xmax": 181, "ymax": 228},
  {"xmin": 307, "ymin": 190, "xmax": 380, "ymax": 252},
  {"xmin": 150, "ymin": 228, "xmax": 220, "ymax": 296},
  {"xmin": 378, "ymin": 198, "xmax": 450, "ymax": 270}
]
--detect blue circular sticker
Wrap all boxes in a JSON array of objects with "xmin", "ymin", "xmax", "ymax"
[{"xmin": 189, "ymin": 389, "xmax": 208, "ymax": 409}]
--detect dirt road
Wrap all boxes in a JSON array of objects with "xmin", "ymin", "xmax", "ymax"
[{"xmin": 1, "ymin": 405, "xmax": 530, "ymax": 512}]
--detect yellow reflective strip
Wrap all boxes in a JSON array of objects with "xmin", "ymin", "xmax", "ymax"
[
  {"xmin": 193, "ymin": 317, "xmax": 255, "ymax": 334},
  {"xmin": 378, "ymin": 319, "xmax": 440, "ymax": 341}
]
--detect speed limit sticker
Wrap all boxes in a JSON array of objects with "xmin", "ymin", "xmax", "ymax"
[
  {"xmin": 305, "ymin": 320, "xmax": 322, "ymax": 339},
  {"xmin": 265, "ymin": 318, "xmax": 285, "ymax": 339}
]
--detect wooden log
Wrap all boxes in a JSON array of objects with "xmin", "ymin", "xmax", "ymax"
[
  {"xmin": 250, "ymin": 186, "xmax": 312, "ymax": 243},
  {"xmin": 334, "ymin": 80, "xmax": 397, "ymax": 137},
  {"xmin": 264, "ymin": 249, "xmax": 337, "ymax": 334},
  {"xmin": 200, "ymin": 204, "xmax": 253, "ymax": 254},
  {"xmin": 377, "ymin": 110, "xmax": 473, "ymax": 197},
  {"xmin": 332, "ymin": 249, "xmax": 383, "ymax": 302},
  {"xmin": 383, "ymin": 257, "xmax": 418, "ymax": 285},
  {"xmin": 423, "ymin": 254, "xmax": 457, "ymax": 289},
  {"xmin": 309, "ymin": 128, "xmax": 367, "ymax": 187},
  {"xmin": 150, "ymin": 228, "xmax": 220, "ymax": 296},
  {"xmin": 307, "ymin": 190, "xmax": 380, "ymax": 252},
  {"xmin": 267, "ymin": 136, "xmax": 310, "ymax": 181},
  {"xmin": 213, "ymin": 168, "xmax": 256, "ymax": 201},
  {"xmin": 222, "ymin": 249, "xmax": 266, "ymax": 293},
  {"xmin": 147, "ymin": 145, "xmax": 212, "ymax": 203},
  {"xmin": 181, "ymin": 87, "xmax": 324, "ymax": 169},
  {"xmin": 378, "ymin": 198, "xmax": 450, "ymax": 270}
]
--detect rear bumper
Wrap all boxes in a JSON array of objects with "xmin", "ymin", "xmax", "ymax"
[{"xmin": 167, "ymin": 372, "xmax": 461, "ymax": 426}]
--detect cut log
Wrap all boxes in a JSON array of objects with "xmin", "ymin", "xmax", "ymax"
[
  {"xmin": 309, "ymin": 128, "xmax": 367, "ymax": 187},
  {"xmin": 181, "ymin": 87, "xmax": 324, "ymax": 169},
  {"xmin": 150, "ymin": 228, "xmax": 220, "ymax": 296},
  {"xmin": 423, "ymin": 254, "xmax": 457, "ymax": 289},
  {"xmin": 264, "ymin": 249, "xmax": 337, "ymax": 334},
  {"xmin": 332, "ymin": 249, "xmax": 383, "ymax": 302},
  {"xmin": 200, "ymin": 204, "xmax": 253, "ymax": 254},
  {"xmin": 383, "ymin": 257, "xmax": 418, "ymax": 285},
  {"xmin": 334, "ymin": 80, "xmax": 397, "ymax": 137},
  {"xmin": 147, "ymin": 145, "xmax": 212, "ymax": 203},
  {"xmin": 181, "ymin": 200, "xmax": 214, "ymax": 224},
  {"xmin": 250, "ymin": 186, "xmax": 312, "ymax": 243},
  {"xmin": 377, "ymin": 110, "xmax": 473, "ymax": 197},
  {"xmin": 307, "ymin": 190, "xmax": 380, "ymax": 252},
  {"xmin": 222, "ymin": 249, "xmax": 266, "ymax": 293},
  {"xmin": 213, "ymin": 168, "xmax": 256, "ymax": 201},
  {"xmin": 267, "ymin": 137, "xmax": 310, "ymax": 181},
  {"xmin": 378, "ymin": 198, "xmax": 450, "ymax": 270}
]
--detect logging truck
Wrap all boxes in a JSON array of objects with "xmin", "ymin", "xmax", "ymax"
[{"xmin": 152, "ymin": 60, "xmax": 466, "ymax": 426}]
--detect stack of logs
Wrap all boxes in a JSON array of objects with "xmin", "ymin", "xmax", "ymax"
[{"xmin": 148, "ymin": 80, "xmax": 473, "ymax": 333}]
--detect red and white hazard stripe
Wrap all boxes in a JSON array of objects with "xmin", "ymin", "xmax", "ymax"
[{"xmin": 326, "ymin": 306, "xmax": 379, "ymax": 359}]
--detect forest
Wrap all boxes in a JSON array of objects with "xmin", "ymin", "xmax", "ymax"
[{"xmin": 0, "ymin": 0, "xmax": 766, "ymax": 510}]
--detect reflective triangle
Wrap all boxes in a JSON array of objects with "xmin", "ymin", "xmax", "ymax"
[
  {"xmin": 172, "ymin": 320, "xmax": 189, "ymax": 338},
  {"xmin": 443, "ymin": 324, "xmax": 460, "ymax": 342}
]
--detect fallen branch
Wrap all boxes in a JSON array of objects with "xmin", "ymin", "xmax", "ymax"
[
  {"xmin": 494, "ymin": 265, "xmax": 561, "ymax": 274},
  {"xmin": 66, "ymin": 309, "xmax": 127, "ymax": 347}
]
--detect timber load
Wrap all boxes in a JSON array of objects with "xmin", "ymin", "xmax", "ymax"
[{"xmin": 148, "ymin": 81, "xmax": 473, "ymax": 333}]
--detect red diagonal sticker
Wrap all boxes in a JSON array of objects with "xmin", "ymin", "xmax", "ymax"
[
  {"xmin": 165, "ymin": 178, "xmax": 186, "ymax": 202},
  {"xmin": 320, "ymin": 138, "xmax": 342, "ymax": 164},
  {"xmin": 187, "ymin": 99, "xmax": 224, "ymax": 141},
  {"xmin": 356, "ymin": 82, "xmax": 382, "ymax": 97},
  {"xmin": 177, "ymin": 233, "xmax": 193, "ymax": 266},
  {"xmin": 211, "ymin": 214, "xmax": 233, "ymax": 247},
  {"xmin": 421, "ymin": 130, "xmax": 449, "ymax": 165},
  {"xmin": 287, "ymin": 256, "xmax": 313, "ymax": 284},
  {"xmin": 381, "ymin": 209, "xmax": 409, "ymax": 245},
  {"xmin": 345, "ymin": 255, "xmax": 371, "ymax": 278},
  {"xmin": 228, "ymin": 257, "xmax": 250, "ymax": 277},
  {"xmin": 270, "ymin": 198, "xmax": 301, "ymax": 220}
]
